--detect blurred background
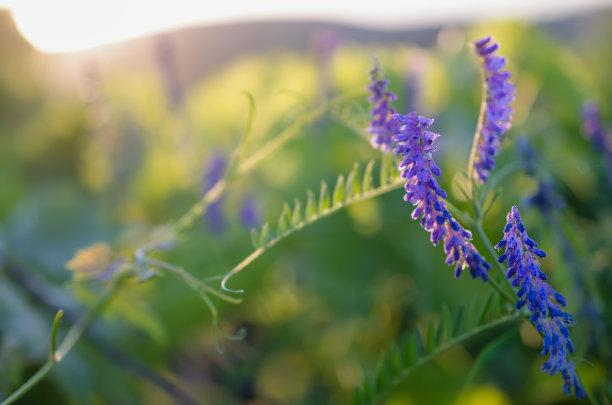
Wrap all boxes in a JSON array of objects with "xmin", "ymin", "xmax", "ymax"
[{"xmin": 0, "ymin": 2, "xmax": 611, "ymax": 404}]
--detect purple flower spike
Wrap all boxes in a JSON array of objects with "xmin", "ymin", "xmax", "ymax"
[
  {"xmin": 473, "ymin": 36, "xmax": 516, "ymax": 183},
  {"xmin": 393, "ymin": 112, "xmax": 491, "ymax": 281},
  {"xmin": 366, "ymin": 61, "xmax": 400, "ymax": 152},
  {"xmin": 496, "ymin": 206, "xmax": 585, "ymax": 398}
]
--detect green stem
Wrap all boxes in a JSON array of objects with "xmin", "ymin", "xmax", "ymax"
[
  {"xmin": 474, "ymin": 222, "xmax": 516, "ymax": 303},
  {"xmin": 50, "ymin": 309, "xmax": 63, "ymax": 360},
  {"xmin": 173, "ymin": 104, "xmax": 326, "ymax": 235},
  {"xmin": 222, "ymin": 176, "xmax": 406, "ymax": 292},
  {"xmin": 466, "ymin": 66, "xmax": 488, "ymax": 197},
  {"xmin": 1, "ymin": 361, "xmax": 55, "ymax": 405},
  {"xmin": 1, "ymin": 273, "xmax": 127, "ymax": 405}
]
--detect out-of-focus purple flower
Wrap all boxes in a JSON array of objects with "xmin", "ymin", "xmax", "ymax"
[
  {"xmin": 472, "ymin": 36, "xmax": 516, "ymax": 184},
  {"xmin": 582, "ymin": 101, "xmax": 607, "ymax": 151},
  {"xmin": 393, "ymin": 112, "xmax": 491, "ymax": 281},
  {"xmin": 496, "ymin": 206, "xmax": 585, "ymax": 398},
  {"xmin": 203, "ymin": 155, "xmax": 226, "ymax": 233},
  {"xmin": 582, "ymin": 101, "xmax": 612, "ymax": 185},
  {"xmin": 240, "ymin": 196, "xmax": 260, "ymax": 229},
  {"xmin": 366, "ymin": 62, "xmax": 400, "ymax": 152}
]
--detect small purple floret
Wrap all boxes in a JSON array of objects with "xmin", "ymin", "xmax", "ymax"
[
  {"xmin": 473, "ymin": 36, "xmax": 516, "ymax": 184},
  {"xmin": 496, "ymin": 206, "xmax": 584, "ymax": 398}
]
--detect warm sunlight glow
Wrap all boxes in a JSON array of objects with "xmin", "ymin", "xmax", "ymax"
[{"xmin": 2, "ymin": 0, "xmax": 611, "ymax": 53}]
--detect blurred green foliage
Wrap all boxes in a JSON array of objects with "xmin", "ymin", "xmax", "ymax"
[{"xmin": 0, "ymin": 9, "xmax": 611, "ymax": 405}]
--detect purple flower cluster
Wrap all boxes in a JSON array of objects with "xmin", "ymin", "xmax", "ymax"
[
  {"xmin": 473, "ymin": 36, "xmax": 516, "ymax": 184},
  {"xmin": 496, "ymin": 206, "xmax": 585, "ymax": 398},
  {"xmin": 393, "ymin": 113, "xmax": 491, "ymax": 281},
  {"xmin": 366, "ymin": 63, "xmax": 399, "ymax": 152}
]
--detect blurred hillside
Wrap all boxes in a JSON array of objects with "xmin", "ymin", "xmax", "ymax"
[{"xmin": 1, "ymin": 8, "xmax": 611, "ymax": 93}]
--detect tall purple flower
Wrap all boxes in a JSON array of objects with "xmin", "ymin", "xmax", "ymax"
[
  {"xmin": 366, "ymin": 62, "xmax": 399, "ymax": 152},
  {"xmin": 496, "ymin": 206, "xmax": 585, "ymax": 398},
  {"xmin": 472, "ymin": 36, "xmax": 516, "ymax": 183},
  {"xmin": 393, "ymin": 112, "xmax": 491, "ymax": 281}
]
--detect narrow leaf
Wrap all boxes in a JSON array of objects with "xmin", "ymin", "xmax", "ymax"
[
  {"xmin": 465, "ymin": 294, "xmax": 480, "ymax": 331},
  {"xmin": 414, "ymin": 327, "xmax": 425, "ymax": 355},
  {"xmin": 259, "ymin": 222, "xmax": 271, "ymax": 246},
  {"xmin": 362, "ymin": 160, "xmax": 375, "ymax": 193},
  {"xmin": 353, "ymin": 387, "xmax": 366, "ymax": 405},
  {"xmin": 276, "ymin": 209, "xmax": 288, "ymax": 236},
  {"xmin": 375, "ymin": 359, "xmax": 387, "ymax": 393},
  {"xmin": 476, "ymin": 291, "xmax": 496, "ymax": 325},
  {"xmin": 403, "ymin": 334, "xmax": 416, "ymax": 366},
  {"xmin": 391, "ymin": 347, "xmax": 402, "ymax": 375},
  {"xmin": 452, "ymin": 307, "xmax": 464, "ymax": 337},
  {"xmin": 250, "ymin": 228, "xmax": 260, "ymax": 249},
  {"xmin": 427, "ymin": 320, "xmax": 436, "ymax": 353},
  {"xmin": 435, "ymin": 318, "xmax": 445, "ymax": 347},
  {"xmin": 380, "ymin": 153, "xmax": 392, "ymax": 186},
  {"xmin": 282, "ymin": 202, "xmax": 292, "ymax": 224},
  {"xmin": 363, "ymin": 378, "xmax": 374, "ymax": 402},
  {"xmin": 291, "ymin": 198, "xmax": 302, "ymax": 228},
  {"xmin": 332, "ymin": 174, "xmax": 345, "ymax": 207},
  {"xmin": 305, "ymin": 189, "xmax": 317, "ymax": 221},
  {"xmin": 345, "ymin": 163, "xmax": 359, "ymax": 200},
  {"xmin": 442, "ymin": 304, "xmax": 453, "ymax": 340},
  {"xmin": 319, "ymin": 180, "xmax": 331, "ymax": 213}
]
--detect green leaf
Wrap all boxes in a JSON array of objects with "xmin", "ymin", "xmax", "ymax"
[
  {"xmin": 452, "ymin": 307, "xmax": 464, "ymax": 337},
  {"xmin": 356, "ymin": 296, "xmax": 524, "ymax": 405},
  {"xmin": 427, "ymin": 320, "xmax": 436, "ymax": 353},
  {"xmin": 354, "ymin": 387, "xmax": 366, "ymax": 405},
  {"xmin": 362, "ymin": 160, "xmax": 375, "ymax": 193},
  {"xmin": 250, "ymin": 228, "xmax": 260, "ymax": 249},
  {"xmin": 476, "ymin": 291, "xmax": 496, "ymax": 325},
  {"xmin": 259, "ymin": 222, "xmax": 271, "ymax": 246},
  {"xmin": 435, "ymin": 318, "xmax": 445, "ymax": 347},
  {"xmin": 466, "ymin": 294, "xmax": 480, "ymax": 331},
  {"xmin": 380, "ymin": 153, "xmax": 393, "ymax": 186},
  {"xmin": 390, "ymin": 346, "xmax": 402, "ymax": 374},
  {"xmin": 291, "ymin": 198, "xmax": 302, "ymax": 228},
  {"xmin": 276, "ymin": 208, "xmax": 288, "ymax": 236},
  {"xmin": 442, "ymin": 304, "xmax": 453, "ymax": 340},
  {"xmin": 305, "ymin": 189, "xmax": 317, "ymax": 221},
  {"xmin": 375, "ymin": 359, "xmax": 387, "ymax": 393},
  {"xmin": 332, "ymin": 175, "xmax": 345, "ymax": 206},
  {"xmin": 345, "ymin": 163, "xmax": 359, "ymax": 200},
  {"xmin": 403, "ymin": 333, "xmax": 416, "ymax": 366},
  {"xmin": 414, "ymin": 326, "xmax": 425, "ymax": 355},
  {"xmin": 319, "ymin": 180, "xmax": 331, "ymax": 213}
]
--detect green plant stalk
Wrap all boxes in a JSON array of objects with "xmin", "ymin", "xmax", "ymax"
[
  {"xmin": 466, "ymin": 66, "xmax": 488, "ymax": 197},
  {"xmin": 443, "ymin": 200, "xmax": 515, "ymax": 304},
  {"xmin": 1, "ymin": 273, "xmax": 127, "ymax": 405},
  {"xmin": 2, "ymin": 91, "xmax": 361, "ymax": 402},
  {"xmin": 173, "ymin": 105, "xmax": 325, "ymax": 234},
  {"xmin": 367, "ymin": 312, "xmax": 522, "ymax": 405},
  {"xmin": 222, "ymin": 176, "xmax": 406, "ymax": 292},
  {"xmin": 174, "ymin": 92, "xmax": 365, "ymax": 236}
]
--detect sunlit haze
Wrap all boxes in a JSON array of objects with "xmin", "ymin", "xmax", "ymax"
[{"xmin": 2, "ymin": 0, "xmax": 612, "ymax": 53}]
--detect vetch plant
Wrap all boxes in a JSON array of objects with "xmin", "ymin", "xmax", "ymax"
[{"xmin": 2, "ymin": 33, "xmax": 602, "ymax": 405}]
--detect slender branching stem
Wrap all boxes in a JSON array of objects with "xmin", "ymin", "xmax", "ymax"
[
  {"xmin": 221, "ymin": 176, "xmax": 406, "ymax": 292},
  {"xmin": 1, "ymin": 273, "xmax": 128, "ymax": 405}
]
